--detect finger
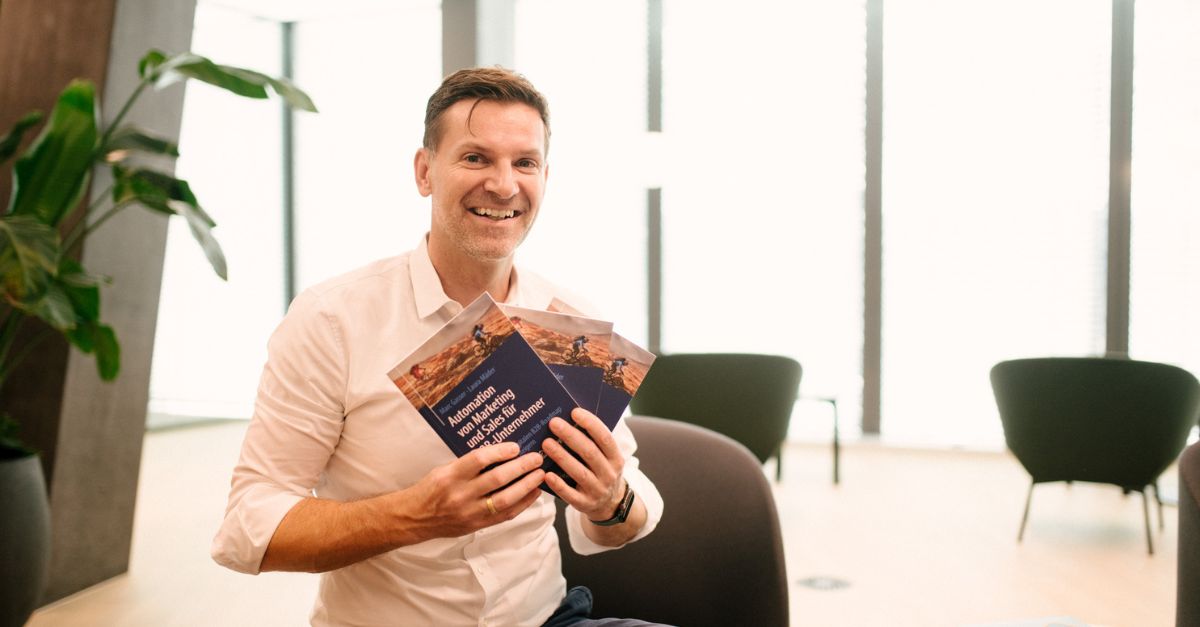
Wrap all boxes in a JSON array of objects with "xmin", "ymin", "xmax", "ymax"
[
  {"xmin": 457, "ymin": 442, "xmax": 521, "ymax": 476},
  {"xmin": 549, "ymin": 417, "xmax": 614, "ymax": 478},
  {"xmin": 569, "ymin": 408, "xmax": 622, "ymax": 460},
  {"xmin": 487, "ymin": 467, "xmax": 547, "ymax": 516},
  {"xmin": 542, "ymin": 435, "xmax": 598, "ymax": 489},
  {"xmin": 543, "ymin": 466, "xmax": 585, "ymax": 503},
  {"xmin": 472, "ymin": 451, "xmax": 544, "ymax": 494}
]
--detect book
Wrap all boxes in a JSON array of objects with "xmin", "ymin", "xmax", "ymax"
[
  {"xmin": 499, "ymin": 303, "xmax": 613, "ymax": 415},
  {"xmin": 387, "ymin": 294, "xmax": 583, "ymax": 492},
  {"xmin": 596, "ymin": 333, "xmax": 657, "ymax": 427},
  {"xmin": 389, "ymin": 293, "xmax": 654, "ymax": 494},
  {"xmin": 547, "ymin": 298, "xmax": 657, "ymax": 427}
]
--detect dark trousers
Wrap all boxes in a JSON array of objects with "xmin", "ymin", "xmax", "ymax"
[{"xmin": 541, "ymin": 586, "xmax": 675, "ymax": 627}]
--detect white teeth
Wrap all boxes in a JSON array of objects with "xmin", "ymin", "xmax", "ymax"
[{"xmin": 471, "ymin": 207, "xmax": 516, "ymax": 219}]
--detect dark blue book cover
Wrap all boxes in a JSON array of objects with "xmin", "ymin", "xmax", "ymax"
[
  {"xmin": 389, "ymin": 293, "xmax": 583, "ymax": 492},
  {"xmin": 547, "ymin": 299, "xmax": 658, "ymax": 429},
  {"xmin": 595, "ymin": 332, "xmax": 657, "ymax": 427},
  {"xmin": 500, "ymin": 304, "xmax": 612, "ymax": 415}
]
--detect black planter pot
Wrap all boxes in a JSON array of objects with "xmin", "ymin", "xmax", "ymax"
[{"xmin": 0, "ymin": 453, "xmax": 50, "ymax": 627}]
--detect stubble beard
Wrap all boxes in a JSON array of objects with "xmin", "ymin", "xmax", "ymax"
[{"xmin": 436, "ymin": 209, "xmax": 533, "ymax": 264}]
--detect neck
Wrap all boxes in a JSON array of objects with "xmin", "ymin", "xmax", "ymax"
[{"xmin": 427, "ymin": 240, "xmax": 514, "ymax": 306}]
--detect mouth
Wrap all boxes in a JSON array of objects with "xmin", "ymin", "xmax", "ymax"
[{"xmin": 469, "ymin": 206, "xmax": 523, "ymax": 221}]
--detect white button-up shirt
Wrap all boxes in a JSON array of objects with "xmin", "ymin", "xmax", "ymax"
[{"xmin": 211, "ymin": 237, "xmax": 663, "ymax": 627}]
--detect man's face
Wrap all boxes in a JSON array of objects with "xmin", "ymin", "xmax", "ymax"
[{"xmin": 416, "ymin": 99, "xmax": 549, "ymax": 264}]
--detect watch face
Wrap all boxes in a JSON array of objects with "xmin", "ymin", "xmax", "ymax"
[
  {"xmin": 592, "ymin": 482, "xmax": 634, "ymax": 526},
  {"xmin": 615, "ymin": 484, "xmax": 635, "ymax": 522}
]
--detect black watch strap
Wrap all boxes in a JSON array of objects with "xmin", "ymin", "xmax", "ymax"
[{"xmin": 590, "ymin": 480, "xmax": 635, "ymax": 526}]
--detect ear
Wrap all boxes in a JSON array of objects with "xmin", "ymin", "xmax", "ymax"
[{"xmin": 414, "ymin": 148, "xmax": 433, "ymax": 197}]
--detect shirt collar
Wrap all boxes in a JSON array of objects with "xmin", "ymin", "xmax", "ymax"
[
  {"xmin": 409, "ymin": 235, "xmax": 542, "ymax": 318},
  {"xmin": 410, "ymin": 235, "xmax": 456, "ymax": 319}
]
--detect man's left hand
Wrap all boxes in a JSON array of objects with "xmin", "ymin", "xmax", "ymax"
[{"xmin": 541, "ymin": 408, "xmax": 626, "ymax": 521}]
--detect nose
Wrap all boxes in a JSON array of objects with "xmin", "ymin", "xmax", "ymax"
[{"xmin": 483, "ymin": 163, "xmax": 519, "ymax": 200}]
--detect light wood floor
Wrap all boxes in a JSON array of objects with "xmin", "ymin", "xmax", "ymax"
[{"xmin": 28, "ymin": 422, "xmax": 1177, "ymax": 627}]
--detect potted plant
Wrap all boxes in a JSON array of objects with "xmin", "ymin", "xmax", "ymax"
[{"xmin": 0, "ymin": 49, "xmax": 315, "ymax": 627}]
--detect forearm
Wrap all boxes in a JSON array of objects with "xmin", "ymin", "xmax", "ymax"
[
  {"xmin": 260, "ymin": 491, "xmax": 424, "ymax": 573},
  {"xmin": 259, "ymin": 446, "xmax": 547, "ymax": 573},
  {"xmin": 580, "ymin": 496, "xmax": 647, "ymax": 547}
]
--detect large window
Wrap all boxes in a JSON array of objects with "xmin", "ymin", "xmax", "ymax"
[
  {"xmin": 149, "ymin": 3, "xmax": 285, "ymax": 423},
  {"xmin": 1130, "ymin": 0, "xmax": 1200, "ymax": 376},
  {"xmin": 657, "ymin": 0, "xmax": 867, "ymax": 439},
  {"xmin": 291, "ymin": 1, "xmax": 443, "ymax": 290},
  {"xmin": 151, "ymin": 0, "xmax": 442, "ymax": 423},
  {"xmin": 157, "ymin": 1, "xmax": 1198, "ymax": 449},
  {"xmin": 880, "ymin": 0, "xmax": 1111, "ymax": 447},
  {"xmin": 513, "ymin": 0, "xmax": 651, "ymax": 345}
]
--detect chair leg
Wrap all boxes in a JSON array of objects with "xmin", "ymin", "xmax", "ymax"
[
  {"xmin": 1018, "ymin": 481, "xmax": 1034, "ymax": 542},
  {"xmin": 1153, "ymin": 482, "xmax": 1164, "ymax": 531},
  {"xmin": 1143, "ymin": 489, "xmax": 1155, "ymax": 555}
]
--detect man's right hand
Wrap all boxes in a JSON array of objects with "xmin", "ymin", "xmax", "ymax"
[
  {"xmin": 260, "ymin": 442, "xmax": 546, "ymax": 573},
  {"xmin": 399, "ymin": 442, "xmax": 547, "ymax": 540}
]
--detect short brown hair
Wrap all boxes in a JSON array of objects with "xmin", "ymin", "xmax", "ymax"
[{"xmin": 423, "ymin": 66, "xmax": 551, "ymax": 153}]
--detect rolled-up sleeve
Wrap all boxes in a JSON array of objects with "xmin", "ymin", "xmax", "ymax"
[
  {"xmin": 562, "ymin": 418, "xmax": 664, "ymax": 555},
  {"xmin": 211, "ymin": 290, "xmax": 348, "ymax": 574}
]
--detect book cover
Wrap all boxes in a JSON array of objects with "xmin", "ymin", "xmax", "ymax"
[
  {"xmin": 391, "ymin": 370, "xmax": 465, "ymax": 456},
  {"xmin": 596, "ymin": 333, "xmax": 657, "ymax": 427},
  {"xmin": 546, "ymin": 298, "xmax": 656, "ymax": 428},
  {"xmin": 388, "ymin": 293, "xmax": 581, "ymax": 491},
  {"xmin": 499, "ymin": 304, "xmax": 613, "ymax": 414}
]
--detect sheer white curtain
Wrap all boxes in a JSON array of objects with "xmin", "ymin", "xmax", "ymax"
[
  {"xmin": 881, "ymin": 0, "xmax": 1111, "ymax": 447},
  {"xmin": 149, "ymin": 4, "xmax": 284, "ymax": 422},
  {"xmin": 291, "ymin": 0, "xmax": 443, "ymax": 290},
  {"xmin": 150, "ymin": 1, "xmax": 443, "ymax": 422},
  {"xmin": 1129, "ymin": 0, "xmax": 1200, "ymax": 379},
  {"xmin": 514, "ymin": 0, "xmax": 651, "ymax": 345},
  {"xmin": 657, "ymin": 0, "xmax": 867, "ymax": 441}
]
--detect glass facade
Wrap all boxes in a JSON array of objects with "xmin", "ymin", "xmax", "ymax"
[{"xmin": 154, "ymin": 0, "xmax": 1198, "ymax": 448}]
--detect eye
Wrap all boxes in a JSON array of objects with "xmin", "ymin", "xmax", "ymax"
[
  {"xmin": 463, "ymin": 153, "xmax": 485, "ymax": 165},
  {"xmin": 516, "ymin": 158, "xmax": 539, "ymax": 170}
]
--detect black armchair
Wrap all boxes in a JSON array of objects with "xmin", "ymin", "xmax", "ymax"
[
  {"xmin": 990, "ymin": 356, "xmax": 1200, "ymax": 554},
  {"xmin": 1178, "ymin": 441, "xmax": 1200, "ymax": 625},
  {"xmin": 629, "ymin": 353, "xmax": 802, "ymax": 481},
  {"xmin": 555, "ymin": 416, "xmax": 789, "ymax": 627}
]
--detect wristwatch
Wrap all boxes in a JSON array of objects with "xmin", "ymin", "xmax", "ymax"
[{"xmin": 590, "ymin": 480, "xmax": 636, "ymax": 526}]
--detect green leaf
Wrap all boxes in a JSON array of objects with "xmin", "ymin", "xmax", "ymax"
[
  {"xmin": 58, "ymin": 258, "xmax": 102, "ymax": 322},
  {"xmin": 265, "ymin": 75, "xmax": 318, "ymax": 113},
  {"xmin": 0, "ymin": 215, "xmax": 59, "ymax": 303},
  {"xmin": 0, "ymin": 111, "xmax": 44, "ymax": 164},
  {"xmin": 66, "ymin": 321, "xmax": 120, "ymax": 380},
  {"xmin": 93, "ymin": 323, "xmax": 119, "ymax": 380},
  {"xmin": 145, "ymin": 52, "xmax": 317, "ymax": 112},
  {"xmin": 65, "ymin": 321, "xmax": 95, "ymax": 352},
  {"xmin": 138, "ymin": 49, "xmax": 168, "ymax": 79},
  {"xmin": 8, "ymin": 80, "xmax": 98, "ymax": 226},
  {"xmin": 169, "ymin": 199, "xmax": 227, "ymax": 280},
  {"xmin": 113, "ymin": 168, "xmax": 215, "ymax": 225},
  {"xmin": 220, "ymin": 67, "xmax": 319, "ymax": 113},
  {"xmin": 152, "ymin": 53, "xmax": 270, "ymax": 99},
  {"xmin": 14, "ymin": 281, "xmax": 76, "ymax": 331},
  {"xmin": 109, "ymin": 167, "xmax": 225, "ymax": 279},
  {"xmin": 112, "ymin": 166, "xmax": 172, "ymax": 214},
  {"xmin": 103, "ymin": 126, "xmax": 180, "ymax": 159}
]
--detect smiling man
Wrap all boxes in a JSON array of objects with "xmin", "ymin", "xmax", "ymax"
[{"xmin": 211, "ymin": 68, "xmax": 665, "ymax": 627}]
